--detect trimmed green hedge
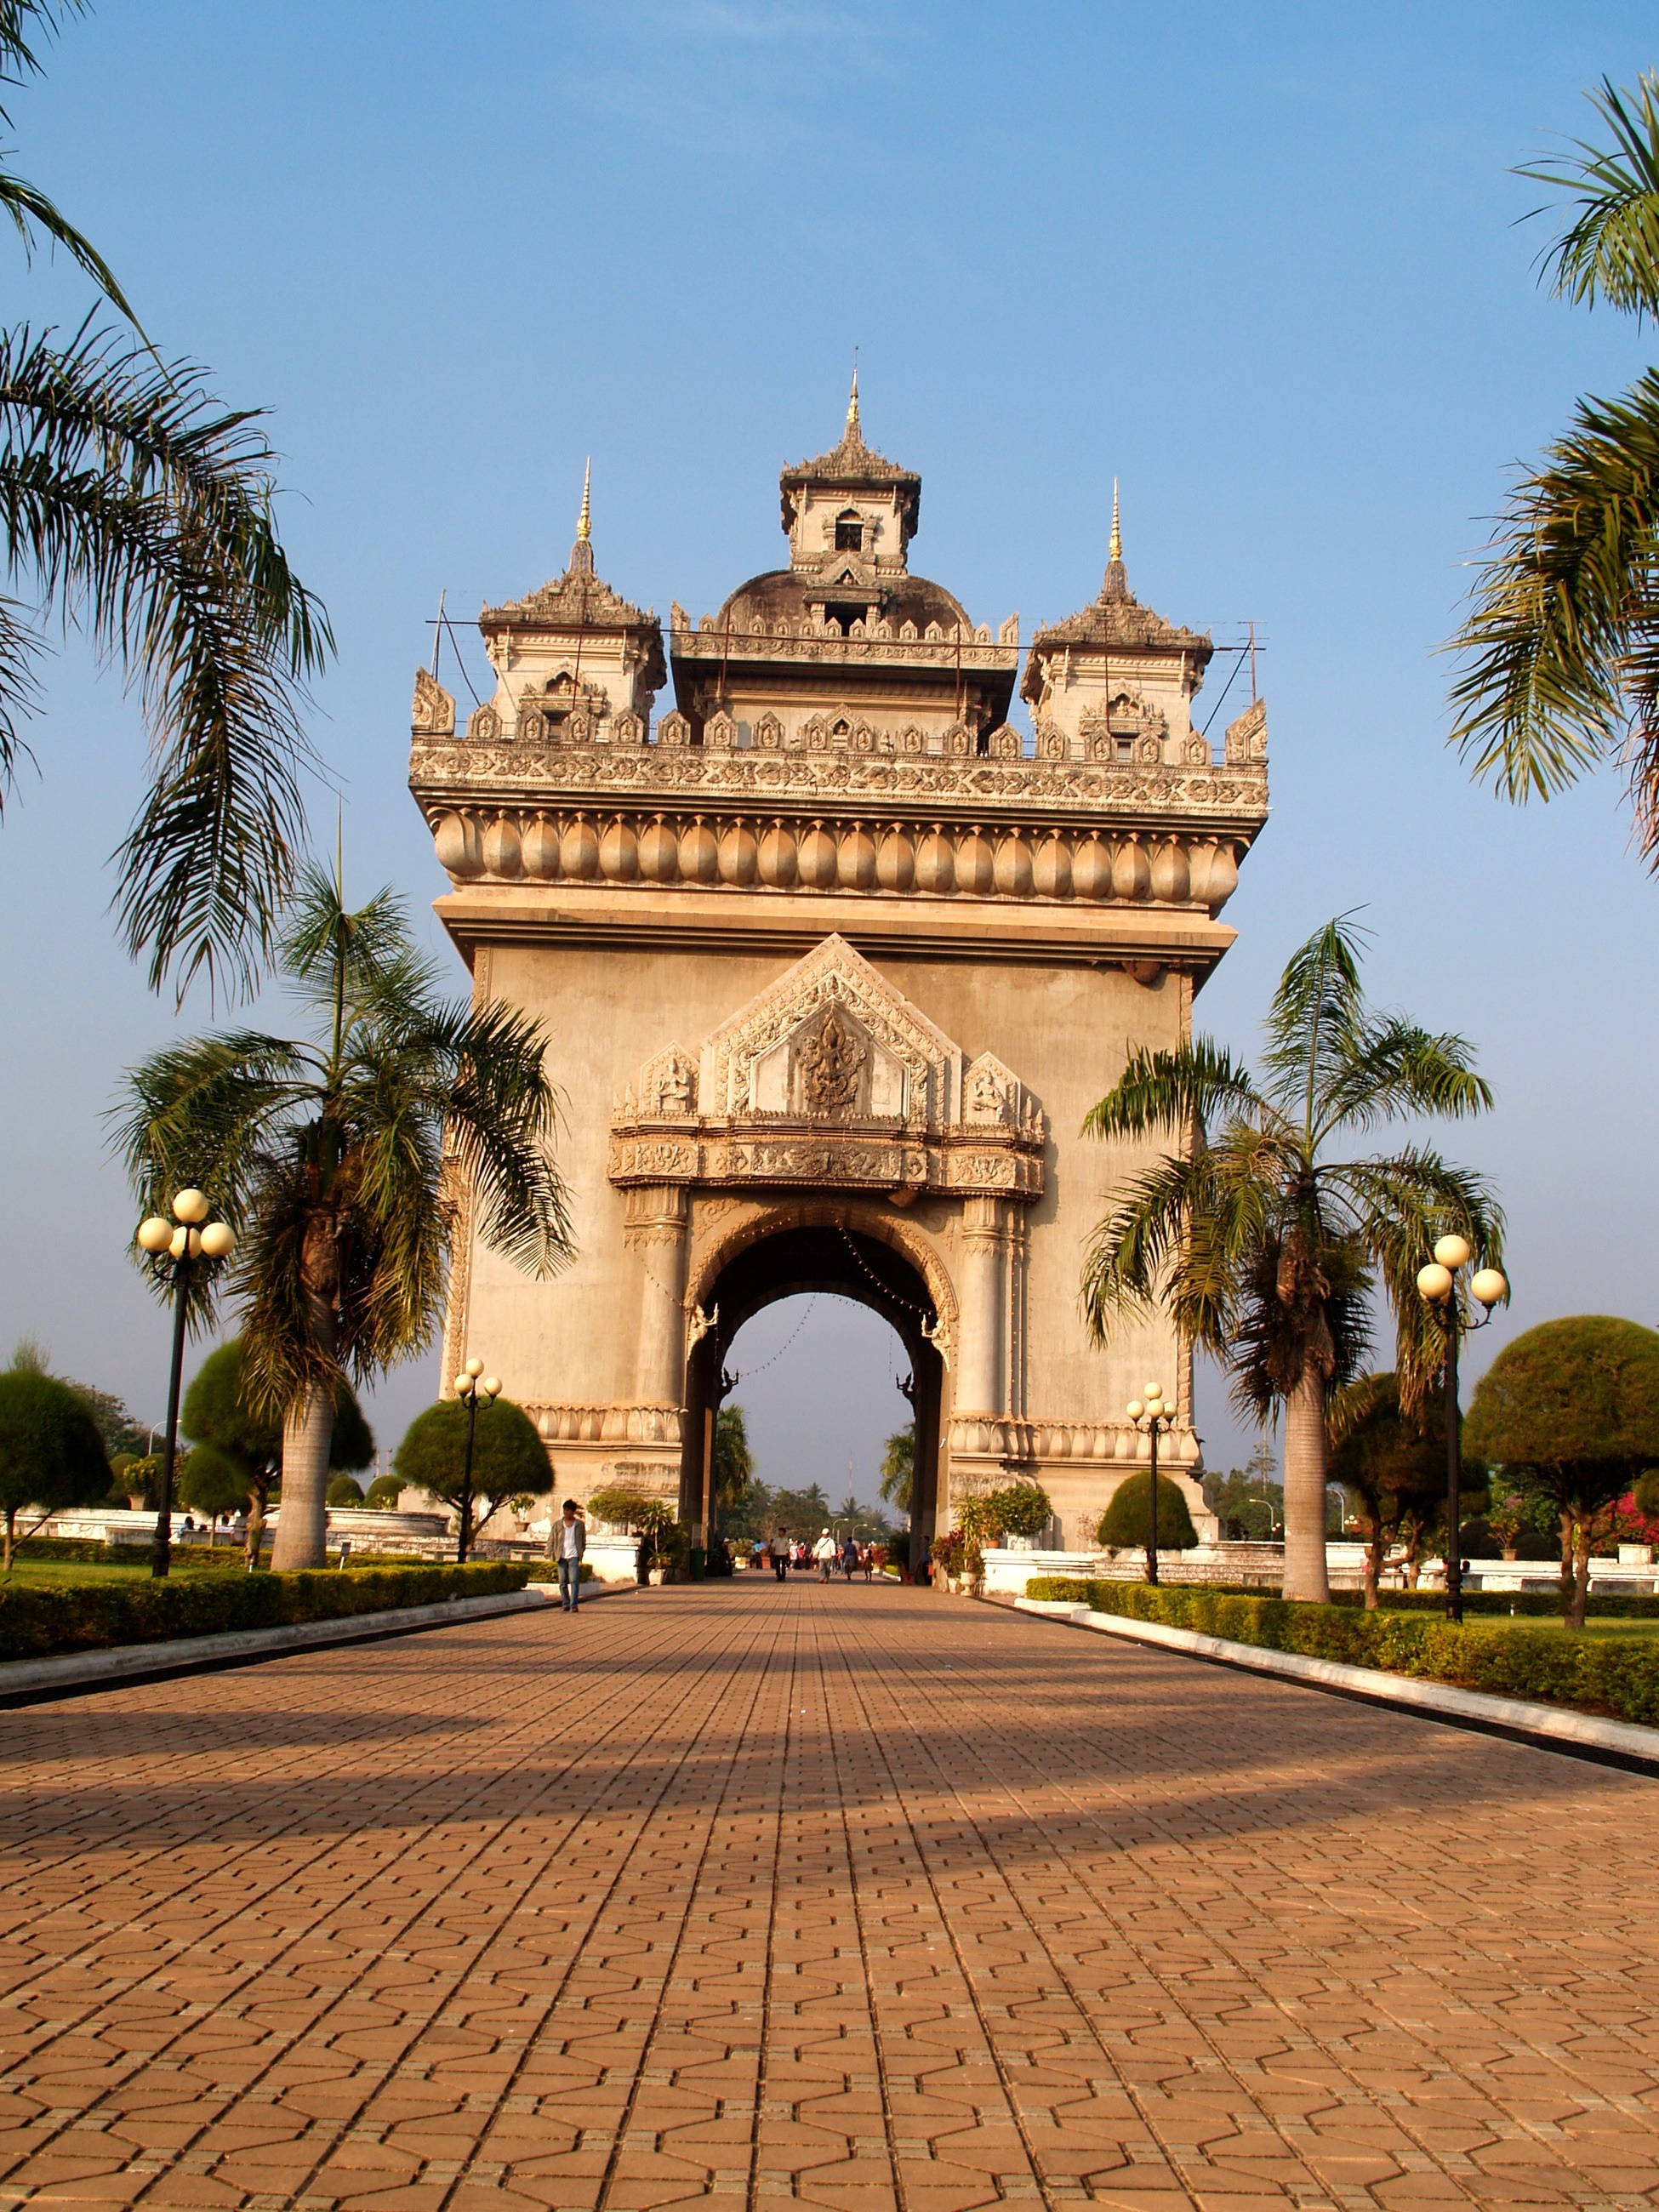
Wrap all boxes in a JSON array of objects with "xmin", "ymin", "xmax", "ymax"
[
  {"xmin": 1023, "ymin": 1576, "xmax": 1659, "ymax": 1728},
  {"xmin": 0, "ymin": 1561, "xmax": 529, "ymax": 1663}
]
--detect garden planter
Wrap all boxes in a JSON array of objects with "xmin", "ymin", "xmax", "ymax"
[{"xmin": 648, "ymin": 1567, "xmax": 668, "ymax": 1586}]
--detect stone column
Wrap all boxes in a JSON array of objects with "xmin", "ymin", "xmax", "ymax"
[
  {"xmin": 624, "ymin": 1185, "xmax": 690, "ymax": 1409},
  {"xmin": 956, "ymin": 1194, "xmax": 1006, "ymax": 1415}
]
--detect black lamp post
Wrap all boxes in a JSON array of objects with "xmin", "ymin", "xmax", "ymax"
[
  {"xmin": 1126, "ymin": 1382, "xmax": 1177, "ymax": 1586},
  {"xmin": 451, "ymin": 1357, "xmax": 501, "ymax": 1564},
  {"xmin": 135, "ymin": 1190, "xmax": 235, "ymax": 1580},
  {"xmin": 1417, "ymin": 1236, "xmax": 1508, "ymax": 1625}
]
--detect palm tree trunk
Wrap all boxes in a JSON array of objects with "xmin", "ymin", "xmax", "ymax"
[
  {"xmin": 271, "ymin": 1386, "xmax": 335, "ymax": 1571},
  {"xmin": 1281, "ymin": 1373, "xmax": 1331, "ymax": 1602}
]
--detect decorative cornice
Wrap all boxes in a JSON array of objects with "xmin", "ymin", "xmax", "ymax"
[{"xmin": 409, "ymin": 737, "xmax": 1267, "ymax": 826}]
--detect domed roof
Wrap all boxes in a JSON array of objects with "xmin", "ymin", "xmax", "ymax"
[{"xmin": 715, "ymin": 567, "xmax": 971, "ymax": 636}]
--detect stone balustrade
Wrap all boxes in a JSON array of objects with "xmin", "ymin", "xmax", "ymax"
[{"xmin": 424, "ymin": 804, "xmax": 1246, "ymax": 913}]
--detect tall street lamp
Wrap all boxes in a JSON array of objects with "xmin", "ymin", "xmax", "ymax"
[
  {"xmin": 452, "ymin": 1357, "xmax": 501, "ymax": 1564},
  {"xmin": 1126, "ymin": 1382, "xmax": 1177, "ymax": 1586},
  {"xmin": 135, "ymin": 1189, "xmax": 235, "ymax": 1579},
  {"xmin": 1417, "ymin": 1234, "xmax": 1508, "ymax": 1625}
]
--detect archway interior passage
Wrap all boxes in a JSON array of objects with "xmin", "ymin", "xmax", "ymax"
[
  {"xmin": 680, "ymin": 1223, "xmax": 944, "ymax": 1571},
  {"xmin": 721, "ymin": 1293, "xmax": 911, "ymax": 1525}
]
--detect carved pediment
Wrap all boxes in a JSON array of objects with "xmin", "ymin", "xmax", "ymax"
[
  {"xmin": 609, "ymin": 936, "xmax": 1047, "ymax": 1200},
  {"xmin": 701, "ymin": 934, "xmax": 960, "ymax": 1125}
]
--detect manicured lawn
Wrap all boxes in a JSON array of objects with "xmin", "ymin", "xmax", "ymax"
[
  {"xmin": 3, "ymin": 1558, "xmax": 248, "ymax": 1586},
  {"xmin": 1445, "ymin": 1611, "xmax": 1659, "ymax": 1637}
]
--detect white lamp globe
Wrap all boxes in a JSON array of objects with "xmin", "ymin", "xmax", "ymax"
[
  {"xmin": 1126, "ymin": 1399, "xmax": 1144, "ymax": 1420},
  {"xmin": 481, "ymin": 1376, "xmax": 502, "ymax": 1398},
  {"xmin": 1471, "ymin": 1268, "xmax": 1508, "ymax": 1307},
  {"xmin": 1434, "ymin": 1234, "xmax": 1472, "ymax": 1270},
  {"xmin": 453, "ymin": 1372, "xmax": 475, "ymax": 1396},
  {"xmin": 136, "ymin": 1216, "xmax": 173, "ymax": 1254},
  {"xmin": 1417, "ymin": 1262, "xmax": 1454, "ymax": 1303},
  {"xmin": 465, "ymin": 1356, "xmax": 484, "ymax": 1378},
  {"xmin": 172, "ymin": 1189, "xmax": 210, "ymax": 1225},
  {"xmin": 199, "ymin": 1221, "xmax": 235, "ymax": 1259},
  {"xmin": 168, "ymin": 1225, "xmax": 190, "ymax": 1260},
  {"xmin": 1144, "ymin": 1382, "xmax": 1162, "ymax": 1400}
]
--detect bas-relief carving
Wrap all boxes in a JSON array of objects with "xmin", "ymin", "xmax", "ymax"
[
  {"xmin": 412, "ymin": 668, "xmax": 455, "ymax": 738},
  {"xmin": 409, "ymin": 734, "xmax": 1267, "ymax": 818},
  {"xmin": 608, "ymin": 938, "xmax": 1045, "ymax": 1201}
]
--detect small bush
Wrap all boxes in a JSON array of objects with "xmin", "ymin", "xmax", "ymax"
[
  {"xmin": 364, "ymin": 1476, "xmax": 402, "ymax": 1508},
  {"xmin": 1096, "ymin": 1472, "xmax": 1197, "ymax": 1551},
  {"xmin": 327, "ymin": 1475, "xmax": 366, "ymax": 1506},
  {"xmin": 0, "ymin": 1561, "xmax": 528, "ymax": 1663},
  {"xmin": 1022, "ymin": 1576, "xmax": 1659, "ymax": 1728}
]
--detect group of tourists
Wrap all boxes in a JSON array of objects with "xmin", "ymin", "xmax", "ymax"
[{"xmin": 752, "ymin": 1528, "xmax": 879, "ymax": 1582}]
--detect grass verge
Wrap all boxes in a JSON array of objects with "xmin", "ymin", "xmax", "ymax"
[{"xmin": 1024, "ymin": 1576, "xmax": 1659, "ymax": 1729}]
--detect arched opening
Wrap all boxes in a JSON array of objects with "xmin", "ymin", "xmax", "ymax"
[{"xmin": 680, "ymin": 1216, "xmax": 946, "ymax": 1574}]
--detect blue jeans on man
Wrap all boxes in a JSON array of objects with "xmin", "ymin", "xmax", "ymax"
[{"xmin": 558, "ymin": 1558, "xmax": 581, "ymax": 1610}]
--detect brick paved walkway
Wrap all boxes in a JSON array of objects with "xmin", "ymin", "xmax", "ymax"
[{"xmin": 3, "ymin": 1580, "xmax": 1659, "ymax": 2212}]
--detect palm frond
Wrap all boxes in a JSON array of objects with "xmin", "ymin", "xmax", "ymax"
[
  {"xmin": 1520, "ymin": 72, "xmax": 1659, "ymax": 319},
  {"xmin": 427, "ymin": 999, "xmax": 572, "ymax": 1275},
  {"xmin": 0, "ymin": 7, "xmax": 142, "ymax": 329},
  {"xmin": 1081, "ymin": 1036, "xmax": 1268, "ymax": 1145},
  {"xmin": 1229, "ymin": 1228, "xmax": 1372, "ymax": 1424},
  {"xmin": 1446, "ymin": 367, "xmax": 1659, "ymax": 828},
  {"xmin": 113, "ymin": 1029, "xmax": 322, "ymax": 1224},
  {"xmin": 1314, "ymin": 1014, "xmax": 1495, "ymax": 1139},
  {"xmin": 1080, "ymin": 1132, "xmax": 1278, "ymax": 1356},
  {"xmin": 0, "ymin": 323, "xmax": 332, "ymax": 997},
  {"xmin": 1260, "ymin": 913, "xmax": 1371, "ymax": 1129}
]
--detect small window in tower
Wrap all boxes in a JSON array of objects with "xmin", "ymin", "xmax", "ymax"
[
  {"xmin": 835, "ymin": 510, "xmax": 864, "ymax": 552},
  {"xmin": 824, "ymin": 601, "xmax": 870, "ymax": 636}
]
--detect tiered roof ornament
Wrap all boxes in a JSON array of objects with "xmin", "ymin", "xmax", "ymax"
[
  {"xmin": 479, "ymin": 463, "xmax": 662, "ymax": 650},
  {"xmin": 778, "ymin": 369, "xmax": 922, "ymax": 547}
]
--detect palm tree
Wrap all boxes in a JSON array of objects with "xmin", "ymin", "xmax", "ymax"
[
  {"xmin": 117, "ymin": 863, "xmax": 572, "ymax": 1569},
  {"xmin": 1080, "ymin": 916, "xmax": 1503, "ymax": 1602},
  {"xmin": 1448, "ymin": 71, "xmax": 1659, "ymax": 858},
  {"xmin": 878, "ymin": 1425, "xmax": 914, "ymax": 1517},
  {"xmin": 0, "ymin": 3, "xmax": 329, "ymax": 998}
]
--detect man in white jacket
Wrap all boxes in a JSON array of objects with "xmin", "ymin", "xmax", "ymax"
[
  {"xmin": 555, "ymin": 1499, "xmax": 586, "ymax": 1611},
  {"xmin": 812, "ymin": 1529, "xmax": 837, "ymax": 1582}
]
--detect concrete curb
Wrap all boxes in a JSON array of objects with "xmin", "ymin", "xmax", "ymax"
[
  {"xmin": 0, "ymin": 1586, "xmax": 580, "ymax": 1707},
  {"xmin": 1012, "ymin": 1597, "xmax": 1659, "ymax": 1776}
]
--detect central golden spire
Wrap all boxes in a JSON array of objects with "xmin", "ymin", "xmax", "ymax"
[
  {"xmin": 845, "ymin": 362, "xmax": 860, "ymax": 441},
  {"xmin": 577, "ymin": 456, "xmax": 591, "ymax": 543},
  {"xmin": 1109, "ymin": 477, "xmax": 1121, "ymax": 563}
]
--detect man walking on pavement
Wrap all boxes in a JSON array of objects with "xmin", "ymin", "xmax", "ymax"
[
  {"xmin": 812, "ymin": 1527, "xmax": 837, "ymax": 1582},
  {"xmin": 556, "ymin": 1498, "xmax": 586, "ymax": 1611},
  {"xmin": 768, "ymin": 1525, "xmax": 790, "ymax": 1582}
]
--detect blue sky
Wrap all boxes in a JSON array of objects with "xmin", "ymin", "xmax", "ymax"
[{"xmin": 1, "ymin": 0, "xmax": 1655, "ymax": 1497}]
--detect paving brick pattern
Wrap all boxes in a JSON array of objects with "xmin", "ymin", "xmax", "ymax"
[{"xmin": 3, "ymin": 1580, "xmax": 1659, "ymax": 2212}]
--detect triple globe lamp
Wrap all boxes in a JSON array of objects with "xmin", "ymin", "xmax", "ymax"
[
  {"xmin": 1415, "ymin": 1234, "xmax": 1508, "ymax": 1623},
  {"xmin": 452, "ymin": 1356, "xmax": 502, "ymax": 1565},
  {"xmin": 134, "ymin": 1189, "xmax": 235, "ymax": 1578},
  {"xmin": 1126, "ymin": 1381, "xmax": 1177, "ymax": 1585}
]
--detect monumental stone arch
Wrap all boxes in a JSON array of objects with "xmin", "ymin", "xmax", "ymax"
[{"xmin": 408, "ymin": 385, "xmax": 1270, "ymax": 1563}]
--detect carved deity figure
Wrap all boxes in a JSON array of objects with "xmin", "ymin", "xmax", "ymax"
[
  {"xmin": 967, "ymin": 1067, "xmax": 1009, "ymax": 1125},
  {"xmin": 656, "ymin": 1057, "xmax": 694, "ymax": 1117},
  {"xmin": 795, "ymin": 1004, "xmax": 867, "ymax": 1119}
]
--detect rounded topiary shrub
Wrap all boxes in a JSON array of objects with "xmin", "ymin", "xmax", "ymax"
[
  {"xmin": 1097, "ymin": 1471, "xmax": 1198, "ymax": 1551},
  {"xmin": 327, "ymin": 1475, "xmax": 366, "ymax": 1506},
  {"xmin": 363, "ymin": 1475, "xmax": 402, "ymax": 1508}
]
